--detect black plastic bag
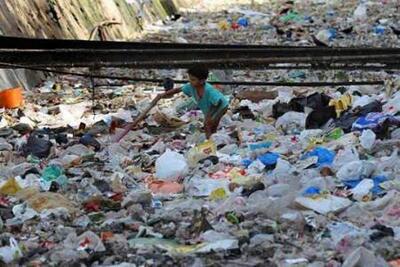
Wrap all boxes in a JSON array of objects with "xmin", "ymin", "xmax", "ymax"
[{"xmin": 23, "ymin": 132, "xmax": 52, "ymax": 158}]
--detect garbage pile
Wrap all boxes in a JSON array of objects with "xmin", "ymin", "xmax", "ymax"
[{"xmin": 0, "ymin": 0, "xmax": 400, "ymax": 266}]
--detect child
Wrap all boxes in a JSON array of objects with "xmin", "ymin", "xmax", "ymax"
[{"xmin": 162, "ymin": 66, "xmax": 229, "ymax": 139}]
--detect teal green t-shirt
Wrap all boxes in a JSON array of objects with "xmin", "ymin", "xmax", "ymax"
[{"xmin": 181, "ymin": 82, "xmax": 229, "ymax": 117}]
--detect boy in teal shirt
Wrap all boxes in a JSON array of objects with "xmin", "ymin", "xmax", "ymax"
[{"xmin": 162, "ymin": 66, "xmax": 229, "ymax": 139}]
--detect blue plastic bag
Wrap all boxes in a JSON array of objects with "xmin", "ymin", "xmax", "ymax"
[
  {"xmin": 371, "ymin": 175, "xmax": 388, "ymax": 196},
  {"xmin": 352, "ymin": 112, "xmax": 400, "ymax": 131},
  {"xmin": 303, "ymin": 186, "xmax": 321, "ymax": 197},
  {"xmin": 303, "ymin": 147, "xmax": 335, "ymax": 167},
  {"xmin": 257, "ymin": 152, "xmax": 280, "ymax": 166},
  {"xmin": 241, "ymin": 159, "xmax": 253, "ymax": 168},
  {"xmin": 248, "ymin": 141, "xmax": 272, "ymax": 151},
  {"xmin": 237, "ymin": 17, "xmax": 249, "ymax": 27}
]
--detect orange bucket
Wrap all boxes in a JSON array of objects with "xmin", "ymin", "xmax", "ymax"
[{"xmin": 0, "ymin": 87, "xmax": 23, "ymax": 109}]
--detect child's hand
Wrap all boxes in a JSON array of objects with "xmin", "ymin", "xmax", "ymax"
[{"xmin": 157, "ymin": 92, "xmax": 167, "ymax": 99}]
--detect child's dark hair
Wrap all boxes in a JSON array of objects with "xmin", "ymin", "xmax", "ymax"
[{"xmin": 188, "ymin": 65, "xmax": 209, "ymax": 80}]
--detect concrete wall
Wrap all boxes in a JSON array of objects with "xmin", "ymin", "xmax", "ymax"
[{"xmin": 0, "ymin": 0, "xmax": 195, "ymax": 89}]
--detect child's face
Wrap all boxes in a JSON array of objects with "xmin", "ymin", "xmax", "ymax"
[{"xmin": 188, "ymin": 74, "xmax": 205, "ymax": 88}]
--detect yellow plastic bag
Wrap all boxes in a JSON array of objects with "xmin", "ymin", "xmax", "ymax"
[
  {"xmin": 329, "ymin": 94, "xmax": 352, "ymax": 117},
  {"xmin": 0, "ymin": 177, "xmax": 22, "ymax": 195},
  {"xmin": 197, "ymin": 140, "xmax": 217, "ymax": 156},
  {"xmin": 16, "ymin": 188, "xmax": 77, "ymax": 213},
  {"xmin": 187, "ymin": 140, "xmax": 217, "ymax": 167},
  {"xmin": 209, "ymin": 188, "xmax": 227, "ymax": 201},
  {"xmin": 218, "ymin": 21, "xmax": 229, "ymax": 30}
]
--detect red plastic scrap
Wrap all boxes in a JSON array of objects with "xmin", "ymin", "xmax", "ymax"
[
  {"xmin": 84, "ymin": 201, "xmax": 101, "ymax": 212},
  {"xmin": 0, "ymin": 196, "xmax": 9, "ymax": 207},
  {"xmin": 109, "ymin": 192, "xmax": 123, "ymax": 202},
  {"xmin": 79, "ymin": 237, "xmax": 91, "ymax": 248}
]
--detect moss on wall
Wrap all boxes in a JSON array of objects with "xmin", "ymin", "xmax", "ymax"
[
  {"xmin": 0, "ymin": 0, "xmax": 193, "ymax": 40},
  {"xmin": 0, "ymin": 0, "xmax": 196, "ymax": 89}
]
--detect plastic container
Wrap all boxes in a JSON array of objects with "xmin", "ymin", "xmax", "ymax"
[{"xmin": 0, "ymin": 87, "xmax": 23, "ymax": 109}]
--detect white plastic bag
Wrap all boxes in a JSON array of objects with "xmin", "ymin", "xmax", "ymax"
[
  {"xmin": 275, "ymin": 111, "xmax": 306, "ymax": 130},
  {"xmin": 337, "ymin": 161, "xmax": 376, "ymax": 181},
  {"xmin": 0, "ymin": 238, "xmax": 22, "ymax": 263},
  {"xmin": 353, "ymin": 4, "xmax": 367, "ymax": 21},
  {"xmin": 295, "ymin": 195, "xmax": 352, "ymax": 215},
  {"xmin": 155, "ymin": 149, "xmax": 189, "ymax": 180},
  {"xmin": 342, "ymin": 247, "xmax": 388, "ymax": 267},
  {"xmin": 351, "ymin": 179, "xmax": 374, "ymax": 201},
  {"xmin": 333, "ymin": 146, "xmax": 359, "ymax": 170},
  {"xmin": 186, "ymin": 176, "xmax": 229, "ymax": 197},
  {"xmin": 360, "ymin": 130, "xmax": 376, "ymax": 150},
  {"xmin": 337, "ymin": 161, "xmax": 364, "ymax": 181}
]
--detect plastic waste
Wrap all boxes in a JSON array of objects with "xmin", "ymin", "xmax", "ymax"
[
  {"xmin": 353, "ymin": 113, "xmax": 400, "ymax": 133},
  {"xmin": 155, "ymin": 149, "xmax": 189, "ymax": 180},
  {"xmin": 121, "ymin": 189, "xmax": 152, "ymax": 207},
  {"xmin": 77, "ymin": 231, "xmax": 106, "ymax": 252},
  {"xmin": 351, "ymin": 179, "xmax": 374, "ymax": 201},
  {"xmin": 187, "ymin": 140, "xmax": 217, "ymax": 166},
  {"xmin": 23, "ymin": 132, "xmax": 52, "ymax": 158},
  {"xmin": 128, "ymin": 237, "xmax": 238, "ymax": 254},
  {"xmin": 40, "ymin": 165, "xmax": 68, "ymax": 191},
  {"xmin": 339, "ymin": 162, "xmax": 364, "ymax": 186},
  {"xmin": 280, "ymin": 10, "xmax": 302, "ymax": 23},
  {"xmin": 58, "ymin": 102, "xmax": 87, "ymax": 128},
  {"xmin": 326, "ymin": 128, "xmax": 344, "ymax": 141},
  {"xmin": 373, "ymin": 25, "xmax": 386, "ymax": 35},
  {"xmin": 303, "ymin": 186, "xmax": 321, "ymax": 197},
  {"xmin": 342, "ymin": 247, "xmax": 389, "ymax": 267},
  {"xmin": 148, "ymin": 180, "xmax": 184, "ymax": 195},
  {"xmin": 383, "ymin": 92, "xmax": 400, "ymax": 115},
  {"xmin": 316, "ymin": 28, "xmax": 337, "ymax": 44},
  {"xmin": 353, "ymin": 4, "xmax": 367, "ymax": 21},
  {"xmin": 360, "ymin": 129, "xmax": 376, "ymax": 150},
  {"xmin": 6, "ymin": 203, "xmax": 38, "ymax": 225},
  {"xmin": 186, "ymin": 176, "xmax": 230, "ymax": 197},
  {"xmin": 257, "ymin": 152, "xmax": 280, "ymax": 168},
  {"xmin": 79, "ymin": 133, "xmax": 101, "ymax": 151},
  {"xmin": 329, "ymin": 93, "xmax": 352, "ymax": 117},
  {"xmin": 237, "ymin": 17, "xmax": 249, "ymax": 27},
  {"xmin": 327, "ymin": 222, "xmax": 366, "ymax": 246},
  {"xmin": 248, "ymin": 141, "xmax": 272, "ymax": 151},
  {"xmin": 295, "ymin": 195, "xmax": 352, "ymax": 215},
  {"xmin": 303, "ymin": 147, "xmax": 335, "ymax": 167},
  {"xmin": 0, "ymin": 238, "xmax": 22, "ymax": 264},
  {"xmin": 0, "ymin": 177, "xmax": 22, "ymax": 195},
  {"xmin": 275, "ymin": 112, "xmax": 306, "ymax": 134},
  {"xmin": 16, "ymin": 188, "xmax": 76, "ymax": 213},
  {"xmin": 209, "ymin": 187, "xmax": 228, "ymax": 201},
  {"xmin": 2, "ymin": 3, "xmax": 400, "ymax": 264}
]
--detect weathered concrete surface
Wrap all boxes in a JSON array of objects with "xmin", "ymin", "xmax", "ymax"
[{"xmin": 0, "ymin": 0, "xmax": 195, "ymax": 89}]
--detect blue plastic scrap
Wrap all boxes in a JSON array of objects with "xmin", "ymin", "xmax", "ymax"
[
  {"xmin": 237, "ymin": 17, "xmax": 249, "ymax": 27},
  {"xmin": 241, "ymin": 158, "xmax": 253, "ymax": 168},
  {"xmin": 343, "ymin": 176, "xmax": 388, "ymax": 196},
  {"xmin": 371, "ymin": 175, "xmax": 388, "ymax": 196},
  {"xmin": 248, "ymin": 141, "xmax": 272, "ymax": 151},
  {"xmin": 257, "ymin": 152, "xmax": 280, "ymax": 166},
  {"xmin": 303, "ymin": 186, "xmax": 321, "ymax": 197},
  {"xmin": 303, "ymin": 147, "xmax": 335, "ymax": 167},
  {"xmin": 352, "ymin": 112, "xmax": 400, "ymax": 131}
]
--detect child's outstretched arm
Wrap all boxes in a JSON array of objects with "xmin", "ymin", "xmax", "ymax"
[{"xmin": 161, "ymin": 87, "xmax": 182, "ymax": 98}]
